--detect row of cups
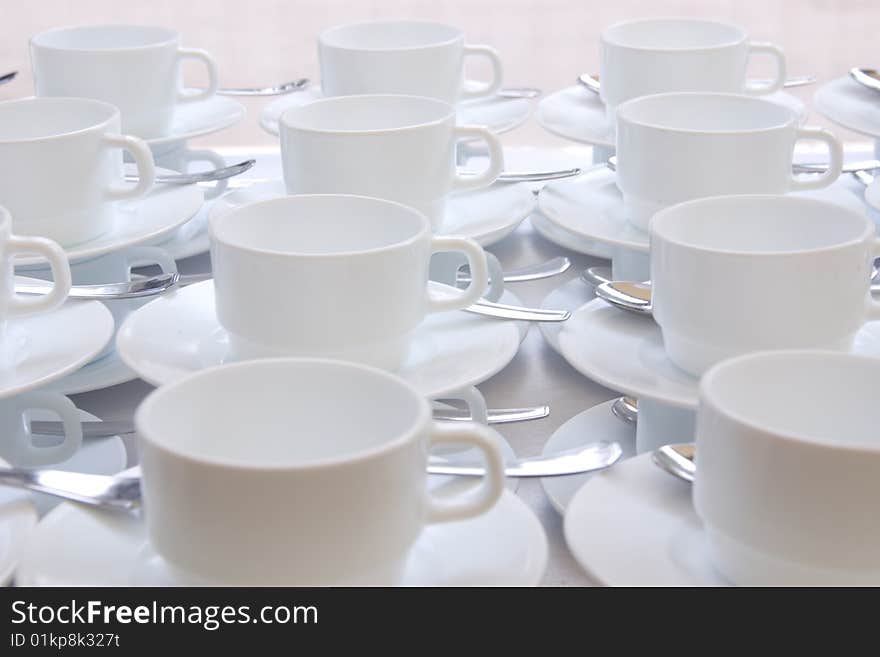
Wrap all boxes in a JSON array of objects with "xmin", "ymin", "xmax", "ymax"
[{"xmin": 27, "ymin": 20, "xmax": 506, "ymax": 139}]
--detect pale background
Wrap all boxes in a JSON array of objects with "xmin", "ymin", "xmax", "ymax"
[{"xmin": 2, "ymin": 0, "xmax": 877, "ymax": 149}]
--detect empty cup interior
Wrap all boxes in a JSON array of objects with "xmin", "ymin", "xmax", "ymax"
[
  {"xmin": 0, "ymin": 98, "xmax": 117, "ymax": 140},
  {"xmin": 211, "ymin": 195, "xmax": 429, "ymax": 254},
  {"xmin": 281, "ymin": 94, "xmax": 454, "ymax": 132},
  {"xmin": 320, "ymin": 20, "xmax": 461, "ymax": 50},
  {"xmin": 651, "ymin": 195, "xmax": 872, "ymax": 254},
  {"xmin": 702, "ymin": 351, "xmax": 880, "ymax": 451},
  {"xmin": 137, "ymin": 359, "xmax": 427, "ymax": 467},
  {"xmin": 603, "ymin": 18, "xmax": 745, "ymax": 50},
  {"xmin": 31, "ymin": 25, "xmax": 177, "ymax": 50},
  {"xmin": 617, "ymin": 93, "xmax": 794, "ymax": 132}
]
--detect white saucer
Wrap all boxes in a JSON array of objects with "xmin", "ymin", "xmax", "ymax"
[
  {"xmin": 537, "ymin": 167, "xmax": 870, "ymax": 254},
  {"xmin": 150, "ymin": 203, "xmax": 210, "ymax": 261},
  {"xmin": 564, "ymin": 452, "xmax": 727, "ymax": 586},
  {"xmin": 40, "ymin": 348, "xmax": 137, "ymax": 395},
  {"xmin": 210, "ymin": 179, "xmax": 535, "ymax": 247},
  {"xmin": 867, "ymin": 178, "xmax": 880, "ymax": 211},
  {"xmin": 536, "ymin": 84, "xmax": 808, "ymax": 147},
  {"xmin": 146, "ymin": 96, "xmax": 246, "ymax": 149},
  {"xmin": 117, "ymin": 280, "xmax": 527, "ymax": 398},
  {"xmin": 531, "ymin": 214, "xmax": 615, "ymax": 259},
  {"xmin": 260, "ymin": 85, "xmax": 532, "ymax": 137},
  {"xmin": 0, "ymin": 289, "xmax": 114, "ymax": 399},
  {"xmin": 17, "ymin": 488, "xmax": 547, "ymax": 586},
  {"xmin": 0, "ymin": 409, "xmax": 126, "ymax": 517},
  {"xmin": 14, "ymin": 167, "xmax": 203, "ymax": 266},
  {"xmin": 540, "ymin": 400, "xmax": 636, "ymax": 513},
  {"xmin": 0, "ymin": 458, "xmax": 36, "ymax": 586},
  {"xmin": 557, "ymin": 297, "xmax": 880, "ymax": 409},
  {"xmin": 538, "ymin": 276, "xmax": 593, "ymax": 353},
  {"xmin": 814, "ymin": 76, "xmax": 880, "ymax": 139}
]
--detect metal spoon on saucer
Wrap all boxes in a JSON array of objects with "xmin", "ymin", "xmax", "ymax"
[
  {"xmin": 578, "ymin": 72, "xmax": 816, "ymax": 94},
  {"xmin": 30, "ymin": 403, "xmax": 552, "ymax": 438},
  {"xmin": 0, "ymin": 71, "xmax": 16, "ymax": 85},
  {"xmin": 457, "ymin": 256, "xmax": 571, "ymax": 284},
  {"xmin": 0, "ymin": 441, "xmax": 624, "ymax": 511},
  {"xmin": 652, "ymin": 443, "xmax": 696, "ymax": 483},
  {"xmin": 234, "ymin": 168, "xmax": 583, "ymax": 188},
  {"xmin": 217, "ymin": 78, "xmax": 309, "ymax": 96},
  {"xmin": 15, "ymin": 273, "xmax": 179, "ymax": 301},
  {"xmin": 607, "ymin": 155, "xmax": 880, "ymax": 181},
  {"xmin": 125, "ymin": 159, "xmax": 256, "ymax": 185},
  {"xmin": 610, "ymin": 396, "xmax": 638, "ymax": 425}
]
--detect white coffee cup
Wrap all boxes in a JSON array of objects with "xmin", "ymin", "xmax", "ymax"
[
  {"xmin": 21, "ymin": 245, "xmax": 177, "ymax": 360},
  {"xmin": 0, "ymin": 98, "xmax": 156, "ymax": 247},
  {"xmin": 280, "ymin": 94, "xmax": 503, "ymax": 230},
  {"xmin": 210, "ymin": 194, "xmax": 489, "ymax": 370},
  {"xmin": 31, "ymin": 24, "xmax": 218, "ymax": 138},
  {"xmin": 616, "ymin": 92, "xmax": 843, "ymax": 230},
  {"xmin": 695, "ymin": 350, "xmax": 880, "ymax": 585},
  {"xmin": 0, "ymin": 205, "xmax": 71, "ymax": 323},
  {"xmin": 136, "ymin": 357, "xmax": 505, "ymax": 585},
  {"xmin": 318, "ymin": 20, "xmax": 503, "ymax": 103},
  {"xmin": 650, "ymin": 194, "xmax": 880, "ymax": 376},
  {"xmin": 0, "ymin": 392, "xmax": 82, "ymax": 468},
  {"xmin": 600, "ymin": 18, "xmax": 786, "ymax": 123}
]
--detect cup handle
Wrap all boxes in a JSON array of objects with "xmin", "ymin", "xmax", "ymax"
[
  {"xmin": 426, "ymin": 236, "xmax": 489, "ymax": 312},
  {"xmin": 11, "ymin": 392, "xmax": 82, "ymax": 468},
  {"xmin": 124, "ymin": 246, "xmax": 179, "ymax": 277},
  {"xmin": 179, "ymin": 148, "xmax": 228, "ymax": 199},
  {"xmin": 789, "ymin": 127, "xmax": 843, "ymax": 191},
  {"xmin": 425, "ymin": 421, "xmax": 504, "ymax": 523},
  {"xmin": 102, "ymin": 134, "xmax": 156, "ymax": 200},
  {"xmin": 743, "ymin": 42, "xmax": 786, "ymax": 95},
  {"xmin": 176, "ymin": 48, "xmax": 219, "ymax": 103},
  {"xmin": 451, "ymin": 125, "xmax": 504, "ymax": 192},
  {"xmin": 460, "ymin": 44, "xmax": 504, "ymax": 100},
  {"xmin": 433, "ymin": 386, "xmax": 489, "ymax": 424},
  {"xmin": 867, "ymin": 239, "xmax": 880, "ymax": 321},
  {"xmin": 7, "ymin": 235, "xmax": 71, "ymax": 316}
]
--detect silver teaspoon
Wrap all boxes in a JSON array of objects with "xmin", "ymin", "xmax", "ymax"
[
  {"xmin": 31, "ymin": 404, "xmax": 551, "ymax": 438},
  {"xmin": 579, "ymin": 72, "xmax": 816, "ymax": 94},
  {"xmin": 610, "ymin": 396, "xmax": 638, "ymax": 425},
  {"xmin": 217, "ymin": 78, "xmax": 309, "ymax": 96},
  {"xmin": 652, "ymin": 443, "xmax": 696, "ymax": 483},
  {"xmin": 0, "ymin": 441, "xmax": 624, "ymax": 512},
  {"xmin": 125, "ymin": 159, "xmax": 255, "ymax": 185},
  {"xmin": 0, "ymin": 71, "xmax": 16, "ymax": 85},
  {"xmin": 15, "ymin": 273, "xmax": 179, "ymax": 301},
  {"xmin": 607, "ymin": 155, "xmax": 877, "ymax": 176}
]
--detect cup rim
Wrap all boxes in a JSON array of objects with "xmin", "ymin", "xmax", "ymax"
[
  {"xmin": 279, "ymin": 93, "xmax": 456, "ymax": 136},
  {"xmin": 135, "ymin": 357, "xmax": 432, "ymax": 471},
  {"xmin": 210, "ymin": 194, "xmax": 432, "ymax": 258},
  {"xmin": 0, "ymin": 97, "xmax": 120, "ymax": 144},
  {"xmin": 318, "ymin": 19, "xmax": 463, "ymax": 52},
  {"xmin": 601, "ymin": 17, "xmax": 747, "ymax": 52},
  {"xmin": 616, "ymin": 92, "xmax": 795, "ymax": 135},
  {"xmin": 700, "ymin": 350, "xmax": 880, "ymax": 456},
  {"xmin": 30, "ymin": 24, "xmax": 179, "ymax": 52},
  {"xmin": 650, "ymin": 194, "xmax": 873, "ymax": 257}
]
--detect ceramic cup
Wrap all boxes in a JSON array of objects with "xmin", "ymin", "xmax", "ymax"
[
  {"xmin": 136, "ymin": 358, "xmax": 505, "ymax": 585},
  {"xmin": 318, "ymin": 20, "xmax": 503, "ymax": 103},
  {"xmin": 616, "ymin": 92, "xmax": 842, "ymax": 230},
  {"xmin": 651, "ymin": 194, "xmax": 880, "ymax": 376},
  {"xmin": 0, "ymin": 97, "xmax": 156, "ymax": 247},
  {"xmin": 31, "ymin": 24, "xmax": 218, "ymax": 138},
  {"xmin": 20, "ymin": 245, "xmax": 177, "ymax": 360},
  {"xmin": 279, "ymin": 94, "xmax": 504, "ymax": 230},
  {"xmin": 0, "ymin": 205, "xmax": 71, "ymax": 325},
  {"xmin": 210, "ymin": 194, "xmax": 489, "ymax": 370},
  {"xmin": 695, "ymin": 350, "xmax": 880, "ymax": 585},
  {"xmin": 0, "ymin": 392, "xmax": 82, "ymax": 468},
  {"xmin": 599, "ymin": 18, "xmax": 786, "ymax": 123}
]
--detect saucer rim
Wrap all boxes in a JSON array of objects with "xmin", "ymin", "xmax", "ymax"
[{"xmin": 145, "ymin": 96, "xmax": 247, "ymax": 147}]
